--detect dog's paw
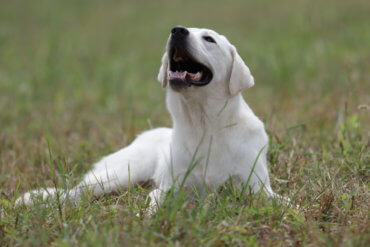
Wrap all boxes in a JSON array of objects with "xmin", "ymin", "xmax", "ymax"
[
  {"xmin": 15, "ymin": 192, "xmax": 34, "ymax": 206},
  {"xmin": 15, "ymin": 188, "xmax": 58, "ymax": 206}
]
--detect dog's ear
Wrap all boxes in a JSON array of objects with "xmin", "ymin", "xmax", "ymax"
[
  {"xmin": 229, "ymin": 45, "xmax": 254, "ymax": 95},
  {"xmin": 157, "ymin": 52, "xmax": 169, "ymax": 88}
]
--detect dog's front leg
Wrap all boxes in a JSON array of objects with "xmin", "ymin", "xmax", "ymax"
[{"xmin": 147, "ymin": 188, "xmax": 165, "ymax": 214}]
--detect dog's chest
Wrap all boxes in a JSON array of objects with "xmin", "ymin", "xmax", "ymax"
[{"xmin": 171, "ymin": 130, "xmax": 248, "ymax": 187}]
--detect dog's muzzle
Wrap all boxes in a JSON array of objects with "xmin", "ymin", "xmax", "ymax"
[
  {"xmin": 168, "ymin": 26, "xmax": 213, "ymax": 92},
  {"xmin": 171, "ymin": 26, "xmax": 189, "ymax": 41}
]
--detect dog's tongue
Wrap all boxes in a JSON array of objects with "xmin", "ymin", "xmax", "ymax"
[{"xmin": 169, "ymin": 71, "xmax": 202, "ymax": 81}]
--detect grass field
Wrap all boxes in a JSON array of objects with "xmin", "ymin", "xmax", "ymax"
[{"xmin": 0, "ymin": 0, "xmax": 369, "ymax": 246}]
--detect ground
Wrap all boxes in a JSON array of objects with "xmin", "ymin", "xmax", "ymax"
[{"xmin": 0, "ymin": 0, "xmax": 369, "ymax": 246}]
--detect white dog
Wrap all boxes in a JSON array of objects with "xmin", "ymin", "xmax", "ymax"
[{"xmin": 17, "ymin": 26, "xmax": 279, "ymax": 209}]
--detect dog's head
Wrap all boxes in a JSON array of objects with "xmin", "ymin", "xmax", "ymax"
[{"xmin": 157, "ymin": 26, "xmax": 254, "ymax": 96}]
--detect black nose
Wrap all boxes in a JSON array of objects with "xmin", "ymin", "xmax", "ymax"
[{"xmin": 171, "ymin": 26, "xmax": 189, "ymax": 39}]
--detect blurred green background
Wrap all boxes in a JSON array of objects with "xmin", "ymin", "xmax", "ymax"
[{"xmin": 1, "ymin": 0, "xmax": 368, "ymax": 128}]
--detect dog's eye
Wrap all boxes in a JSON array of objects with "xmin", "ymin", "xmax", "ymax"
[{"xmin": 203, "ymin": 36, "xmax": 216, "ymax": 43}]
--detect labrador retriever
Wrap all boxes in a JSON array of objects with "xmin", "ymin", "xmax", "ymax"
[{"xmin": 17, "ymin": 26, "xmax": 280, "ymax": 209}]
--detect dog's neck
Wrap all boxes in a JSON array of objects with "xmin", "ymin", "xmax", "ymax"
[{"xmin": 167, "ymin": 89, "xmax": 250, "ymax": 134}]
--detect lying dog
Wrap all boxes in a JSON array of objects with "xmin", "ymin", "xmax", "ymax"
[{"xmin": 17, "ymin": 26, "xmax": 280, "ymax": 209}]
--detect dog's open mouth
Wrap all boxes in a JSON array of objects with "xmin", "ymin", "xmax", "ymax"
[{"xmin": 168, "ymin": 46, "xmax": 213, "ymax": 90}]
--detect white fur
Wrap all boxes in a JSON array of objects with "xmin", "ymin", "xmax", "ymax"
[{"xmin": 16, "ymin": 27, "xmax": 279, "ymax": 209}]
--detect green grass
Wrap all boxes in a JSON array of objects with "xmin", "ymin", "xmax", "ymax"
[{"xmin": 0, "ymin": 0, "xmax": 369, "ymax": 246}]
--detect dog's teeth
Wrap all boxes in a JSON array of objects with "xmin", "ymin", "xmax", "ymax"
[
  {"xmin": 192, "ymin": 72, "xmax": 202, "ymax": 81},
  {"xmin": 168, "ymin": 70, "xmax": 190, "ymax": 80}
]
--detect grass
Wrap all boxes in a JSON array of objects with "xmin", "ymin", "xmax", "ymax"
[{"xmin": 0, "ymin": 0, "xmax": 369, "ymax": 246}]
